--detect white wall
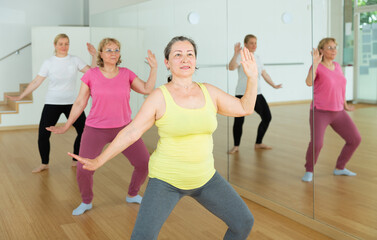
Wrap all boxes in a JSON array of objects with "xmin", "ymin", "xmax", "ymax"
[
  {"xmin": 90, "ymin": 0, "xmax": 229, "ymax": 117},
  {"xmin": 90, "ymin": 0, "xmax": 329, "ymax": 105},
  {"xmin": 0, "ymin": 0, "xmax": 331, "ymax": 127},
  {"xmin": 0, "ymin": 45, "xmax": 32, "ymax": 102},
  {"xmin": 89, "ymin": 0, "xmax": 149, "ymax": 15},
  {"xmin": 0, "ymin": 0, "xmax": 84, "ymax": 102},
  {"xmin": 0, "ymin": 27, "xmax": 91, "ymax": 127},
  {"xmin": 227, "ymin": 0, "xmax": 314, "ymax": 102}
]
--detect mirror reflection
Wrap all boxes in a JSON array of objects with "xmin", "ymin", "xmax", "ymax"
[
  {"xmin": 226, "ymin": 0, "xmax": 314, "ymax": 217},
  {"xmin": 90, "ymin": 0, "xmax": 314, "ymax": 218},
  {"xmin": 314, "ymin": 1, "xmax": 377, "ymax": 239},
  {"xmin": 90, "ymin": 0, "xmax": 376, "ymax": 239},
  {"xmin": 305, "ymin": 37, "xmax": 361, "ymax": 183},
  {"xmin": 227, "ymin": 34, "xmax": 282, "ymax": 155}
]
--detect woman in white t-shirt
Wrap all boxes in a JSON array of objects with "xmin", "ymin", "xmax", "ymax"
[
  {"xmin": 6, "ymin": 33, "xmax": 96, "ymax": 173},
  {"xmin": 228, "ymin": 34, "xmax": 282, "ymax": 153}
]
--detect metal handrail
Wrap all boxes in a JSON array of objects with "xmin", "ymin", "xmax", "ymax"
[{"xmin": 0, "ymin": 43, "xmax": 32, "ymax": 62}]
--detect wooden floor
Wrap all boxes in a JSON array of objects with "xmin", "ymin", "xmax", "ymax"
[
  {"xmin": 0, "ymin": 126, "xmax": 333, "ymax": 239},
  {"xmin": 206, "ymin": 103, "xmax": 377, "ymax": 240},
  {"xmin": 314, "ymin": 105, "xmax": 377, "ymax": 239},
  {"xmin": 222, "ymin": 104, "xmax": 315, "ymax": 217}
]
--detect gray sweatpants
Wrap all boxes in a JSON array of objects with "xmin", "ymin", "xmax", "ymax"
[{"xmin": 131, "ymin": 172, "xmax": 254, "ymax": 240}]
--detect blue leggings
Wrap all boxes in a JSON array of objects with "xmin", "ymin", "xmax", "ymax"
[{"xmin": 131, "ymin": 172, "xmax": 254, "ymax": 240}]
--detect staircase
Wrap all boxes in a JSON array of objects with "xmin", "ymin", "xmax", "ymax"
[{"xmin": 0, "ymin": 83, "xmax": 33, "ymax": 123}]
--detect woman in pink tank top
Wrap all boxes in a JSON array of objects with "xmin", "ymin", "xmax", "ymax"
[{"xmin": 302, "ymin": 38, "xmax": 361, "ymax": 182}]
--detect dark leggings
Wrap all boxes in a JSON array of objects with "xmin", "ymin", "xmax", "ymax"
[
  {"xmin": 233, "ymin": 94, "xmax": 271, "ymax": 146},
  {"xmin": 131, "ymin": 172, "xmax": 253, "ymax": 240},
  {"xmin": 38, "ymin": 104, "xmax": 86, "ymax": 164}
]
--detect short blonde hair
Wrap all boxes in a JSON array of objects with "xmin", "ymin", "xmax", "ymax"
[
  {"xmin": 53, "ymin": 34, "xmax": 69, "ymax": 54},
  {"xmin": 54, "ymin": 33, "xmax": 69, "ymax": 45},
  {"xmin": 317, "ymin": 37, "xmax": 337, "ymax": 51},
  {"xmin": 97, "ymin": 38, "xmax": 122, "ymax": 67}
]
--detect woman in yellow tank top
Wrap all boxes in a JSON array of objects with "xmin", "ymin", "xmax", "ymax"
[{"xmin": 70, "ymin": 36, "xmax": 259, "ymax": 240}]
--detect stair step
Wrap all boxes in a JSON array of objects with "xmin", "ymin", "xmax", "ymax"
[
  {"xmin": 6, "ymin": 92, "xmax": 21, "ymax": 97},
  {"xmin": 4, "ymin": 91, "xmax": 32, "ymax": 102},
  {"xmin": 0, "ymin": 104, "xmax": 17, "ymax": 113},
  {"xmin": 0, "ymin": 83, "xmax": 34, "ymax": 123}
]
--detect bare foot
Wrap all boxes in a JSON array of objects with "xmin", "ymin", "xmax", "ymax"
[
  {"xmin": 32, "ymin": 164, "xmax": 49, "ymax": 173},
  {"xmin": 71, "ymin": 161, "xmax": 77, "ymax": 167},
  {"xmin": 254, "ymin": 144, "xmax": 272, "ymax": 150},
  {"xmin": 228, "ymin": 146, "xmax": 239, "ymax": 154}
]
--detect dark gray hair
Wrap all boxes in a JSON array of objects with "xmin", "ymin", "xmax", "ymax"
[{"xmin": 164, "ymin": 36, "xmax": 198, "ymax": 82}]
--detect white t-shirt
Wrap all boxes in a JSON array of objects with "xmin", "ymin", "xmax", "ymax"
[
  {"xmin": 235, "ymin": 54, "xmax": 264, "ymax": 95},
  {"xmin": 38, "ymin": 55, "xmax": 87, "ymax": 104}
]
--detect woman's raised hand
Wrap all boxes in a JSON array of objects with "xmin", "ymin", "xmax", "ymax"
[
  {"xmin": 234, "ymin": 42, "xmax": 242, "ymax": 55},
  {"xmin": 68, "ymin": 152, "xmax": 103, "ymax": 171},
  {"xmin": 312, "ymin": 48, "xmax": 323, "ymax": 66},
  {"xmin": 87, "ymin": 43, "xmax": 97, "ymax": 57},
  {"xmin": 240, "ymin": 47, "xmax": 258, "ymax": 81},
  {"xmin": 145, "ymin": 50, "xmax": 157, "ymax": 69}
]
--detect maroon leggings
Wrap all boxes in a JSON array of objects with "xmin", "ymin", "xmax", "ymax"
[
  {"xmin": 305, "ymin": 109, "xmax": 361, "ymax": 172},
  {"xmin": 77, "ymin": 125, "xmax": 149, "ymax": 204}
]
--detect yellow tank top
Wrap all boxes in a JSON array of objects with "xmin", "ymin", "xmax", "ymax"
[{"xmin": 149, "ymin": 82, "xmax": 217, "ymax": 189}]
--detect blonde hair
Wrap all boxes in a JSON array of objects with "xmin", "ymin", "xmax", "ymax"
[
  {"xmin": 317, "ymin": 37, "xmax": 337, "ymax": 52},
  {"xmin": 97, "ymin": 38, "xmax": 122, "ymax": 67},
  {"xmin": 54, "ymin": 33, "xmax": 69, "ymax": 45},
  {"xmin": 53, "ymin": 33, "xmax": 69, "ymax": 54}
]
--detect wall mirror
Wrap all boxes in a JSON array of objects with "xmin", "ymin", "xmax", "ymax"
[
  {"xmin": 89, "ymin": 0, "xmax": 314, "ymax": 225},
  {"xmin": 313, "ymin": 0, "xmax": 377, "ymax": 239},
  {"xmin": 90, "ymin": 0, "xmax": 377, "ymax": 239},
  {"xmin": 226, "ymin": 0, "xmax": 315, "ymax": 218}
]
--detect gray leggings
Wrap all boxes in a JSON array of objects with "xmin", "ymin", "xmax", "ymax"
[{"xmin": 131, "ymin": 172, "xmax": 254, "ymax": 240}]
